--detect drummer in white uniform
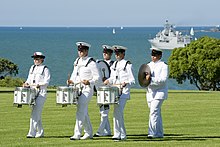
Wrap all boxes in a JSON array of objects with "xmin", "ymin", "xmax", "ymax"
[
  {"xmin": 23, "ymin": 52, "xmax": 51, "ymax": 138},
  {"xmin": 67, "ymin": 41, "xmax": 101, "ymax": 140},
  {"xmin": 104, "ymin": 45, "xmax": 135, "ymax": 141},
  {"xmin": 145, "ymin": 47, "xmax": 168, "ymax": 138},
  {"xmin": 94, "ymin": 45, "xmax": 114, "ymax": 137}
]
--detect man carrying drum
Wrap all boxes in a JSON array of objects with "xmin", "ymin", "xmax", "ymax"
[
  {"xmin": 67, "ymin": 41, "xmax": 101, "ymax": 140},
  {"xmin": 104, "ymin": 45, "xmax": 135, "ymax": 141},
  {"xmin": 94, "ymin": 45, "xmax": 114, "ymax": 137},
  {"xmin": 23, "ymin": 52, "xmax": 51, "ymax": 138}
]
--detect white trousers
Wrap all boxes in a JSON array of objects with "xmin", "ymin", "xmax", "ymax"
[
  {"xmin": 96, "ymin": 105, "xmax": 111, "ymax": 135},
  {"xmin": 73, "ymin": 91, "xmax": 93, "ymax": 138},
  {"xmin": 27, "ymin": 95, "xmax": 46, "ymax": 137},
  {"xmin": 113, "ymin": 98, "xmax": 127, "ymax": 139},
  {"xmin": 147, "ymin": 99, "xmax": 164, "ymax": 137}
]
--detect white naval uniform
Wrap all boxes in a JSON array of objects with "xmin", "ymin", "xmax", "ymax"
[
  {"xmin": 146, "ymin": 60, "xmax": 168, "ymax": 138},
  {"xmin": 96, "ymin": 59, "xmax": 113, "ymax": 136},
  {"xmin": 108, "ymin": 59, "xmax": 135, "ymax": 139},
  {"xmin": 70, "ymin": 56, "xmax": 101, "ymax": 138},
  {"xmin": 26, "ymin": 64, "xmax": 50, "ymax": 137}
]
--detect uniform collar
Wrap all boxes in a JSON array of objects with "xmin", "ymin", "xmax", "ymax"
[
  {"xmin": 35, "ymin": 63, "xmax": 43, "ymax": 66},
  {"xmin": 105, "ymin": 59, "xmax": 111, "ymax": 62},
  {"xmin": 81, "ymin": 56, "xmax": 88, "ymax": 60},
  {"xmin": 153, "ymin": 59, "xmax": 161, "ymax": 64}
]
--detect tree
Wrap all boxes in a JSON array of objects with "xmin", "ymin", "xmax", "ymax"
[
  {"xmin": 0, "ymin": 58, "xmax": 19, "ymax": 78},
  {"xmin": 168, "ymin": 36, "xmax": 220, "ymax": 91}
]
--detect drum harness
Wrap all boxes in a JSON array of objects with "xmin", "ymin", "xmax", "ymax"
[
  {"xmin": 113, "ymin": 60, "xmax": 131, "ymax": 96},
  {"xmin": 29, "ymin": 65, "xmax": 47, "ymax": 106},
  {"xmin": 74, "ymin": 57, "xmax": 96, "ymax": 96}
]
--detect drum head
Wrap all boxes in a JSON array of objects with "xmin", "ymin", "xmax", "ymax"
[
  {"xmin": 97, "ymin": 60, "xmax": 110, "ymax": 79},
  {"xmin": 138, "ymin": 64, "xmax": 151, "ymax": 87}
]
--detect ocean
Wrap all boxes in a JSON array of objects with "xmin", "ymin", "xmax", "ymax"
[{"xmin": 0, "ymin": 27, "xmax": 219, "ymax": 90}]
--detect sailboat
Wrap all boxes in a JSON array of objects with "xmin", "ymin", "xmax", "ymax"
[
  {"xmin": 190, "ymin": 27, "xmax": 194, "ymax": 36},
  {"xmin": 112, "ymin": 28, "xmax": 116, "ymax": 34}
]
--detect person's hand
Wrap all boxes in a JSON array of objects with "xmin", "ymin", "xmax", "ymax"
[
  {"xmin": 23, "ymin": 83, "xmax": 30, "ymax": 88},
  {"xmin": 121, "ymin": 82, "xmax": 127, "ymax": 87},
  {"xmin": 82, "ymin": 80, "xmax": 90, "ymax": 85},
  {"xmin": 102, "ymin": 77, "xmax": 107, "ymax": 82},
  {"xmin": 103, "ymin": 80, "xmax": 109, "ymax": 85},
  {"xmin": 67, "ymin": 80, "xmax": 73, "ymax": 85},
  {"xmin": 36, "ymin": 84, "xmax": 40, "ymax": 88},
  {"xmin": 145, "ymin": 72, "xmax": 151, "ymax": 81}
]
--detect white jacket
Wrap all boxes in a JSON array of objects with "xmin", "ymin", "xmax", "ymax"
[
  {"xmin": 108, "ymin": 59, "xmax": 135, "ymax": 99},
  {"xmin": 26, "ymin": 64, "xmax": 50, "ymax": 97},
  {"xmin": 70, "ymin": 56, "xmax": 101, "ymax": 92},
  {"xmin": 147, "ymin": 60, "xmax": 168, "ymax": 102}
]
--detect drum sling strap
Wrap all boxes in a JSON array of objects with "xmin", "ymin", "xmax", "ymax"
[
  {"xmin": 30, "ymin": 65, "xmax": 48, "ymax": 106},
  {"xmin": 113, "ymin": 60, "xmax": 131, "ymax": 71},
  {"xmin": 113, "ymin": 60, "xmax": 131, "ymax": 95},
  {"xmin": 109, "ymin": 60, "xmax": 114, "ymax": 67},
  {"xmin": 75, "ymin": 57, "xmax": 96, "ymax": 67},
  {"xmin": 75, "ymin": 57, "xmax": 96, "ymax": 96},
  {"xmin": 31, "ymin": 65, "xmax": 48, "ymax": 75}
]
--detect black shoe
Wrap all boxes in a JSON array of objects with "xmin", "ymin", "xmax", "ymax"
[
  {"xmin": 112, "ymin": 137, "xmax": 121, "ymax": 141},
  {"xmin": 93, "ymin": 134, "xmax": 101, "ymax": 137},
  {"xmin": 26, "ymin": 135, "xmax": 35, "ymax": 138}
]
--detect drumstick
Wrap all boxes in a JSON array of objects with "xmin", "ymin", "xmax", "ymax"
[{"xmin": 67, "ymin": 73, "xmax": 70, "ymax": 87}]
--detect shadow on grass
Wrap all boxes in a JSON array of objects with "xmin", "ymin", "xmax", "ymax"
[
  {"xmin": 42, "ymin": 134, "xmax": 220, "ymax": 142},
  {"xmin": 168, "ymin": 91, "xmax": 211, "ymax": 94},
  {"xmin": 125, "ymin": 134, "xmax": 220, "ymax": 142},
  {"xmin": 44, "ymin": 136, "xmax": 71, "ymax": 138}
]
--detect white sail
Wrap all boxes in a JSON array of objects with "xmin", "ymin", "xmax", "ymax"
[
  {"xmin": 113, "ymin": 28, "xmax": 116, "ymax": 34},
  {"xmin": 190, "ymin": 27, "xmax": 194, "ymax": 36}
]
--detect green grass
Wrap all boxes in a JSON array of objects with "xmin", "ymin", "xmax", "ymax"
[{"xmin": 0, "ymin": 89, "xmax": 220, "ymax": 147}]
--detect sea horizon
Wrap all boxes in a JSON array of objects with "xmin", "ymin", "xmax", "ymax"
[{"xmin": 1, "ymin": 27, "xmax": 220, "ymax": 90}]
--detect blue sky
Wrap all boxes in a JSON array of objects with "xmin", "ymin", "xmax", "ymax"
[{"xmin": 0, "ymin": 0, "xmax": 219, "ymax": 27}]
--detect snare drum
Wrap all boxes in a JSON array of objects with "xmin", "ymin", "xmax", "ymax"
[
  {"xmin": 97, "ymin": 85, "xmax": 119, "ymax": 104},
  {"xmin": 13, "ymin": 87, "xmax": 36, "ymax": 107},
  {"xmin": 56, "ymin": 86, "xmax": 79, "ymax": 106}
]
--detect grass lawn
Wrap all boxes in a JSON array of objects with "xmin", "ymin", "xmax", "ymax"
[{"xmin": 0, "ymin": 88, "xmax": 220, "ymax": 147}]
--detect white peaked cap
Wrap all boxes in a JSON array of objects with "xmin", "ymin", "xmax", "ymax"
[
  {"xmin": 112, "ymin": 45, "xmax": 127, "ymax": 51},
  {"xmin": 31, "ymin": 52, "xmax": 45, "ymax": 58},
  {"xmin": 76, "ymin": 41, "xmax": 91, "ymax": 48},
  {"xmin": 102, "ymin": 45, "xmax": 114, "ymax": 51},
  {"xmin": 150, "ymin": 46, "xmax": 163, "ymax": 52}
]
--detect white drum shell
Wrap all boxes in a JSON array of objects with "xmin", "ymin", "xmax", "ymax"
[
  {"xmin": 56, "ymin": 86, "xmax": 78, "ymax": 105},
  {"xmin": 13, "ymin": 87, "xmax": 36, "ymax": 105},
  {"xmin": 97, "ymin": 86, "xmax": 119, "ymax": 104}
]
